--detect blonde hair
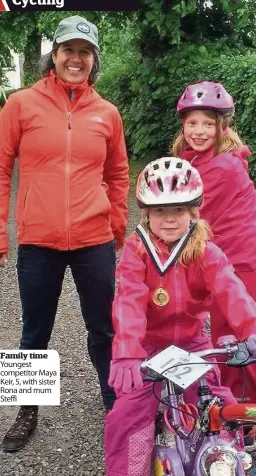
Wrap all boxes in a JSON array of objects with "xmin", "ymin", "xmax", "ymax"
[
  {"xmin": 139, "ymin": 207, "xmax": 212, "ymax": 266},
  {"xmin": 172, "ymin": 110, "xmax": 244, "ymax": 157}
]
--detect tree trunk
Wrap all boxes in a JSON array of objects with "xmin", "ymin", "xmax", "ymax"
[
  {"xmin": 23, "ymin": 27, "xmax": 42, "ymax": 87},
  {"xmin": 19, "ymin": 53, "xmax": 25, "ymax": 88}
]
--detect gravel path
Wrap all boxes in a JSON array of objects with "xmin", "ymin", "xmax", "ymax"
[{"xmin": 0, "ymin": 161, "xmax": 139, "ymax": 476}]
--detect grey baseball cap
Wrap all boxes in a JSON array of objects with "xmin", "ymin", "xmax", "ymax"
[{"xmin": 53, "ymin": 15, "xmax": 99, "ymax": 49}]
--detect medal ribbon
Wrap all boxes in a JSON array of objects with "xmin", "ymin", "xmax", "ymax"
[{"xmin": 136, "ymin": 222, "xmax": 197, "ymax": 276}]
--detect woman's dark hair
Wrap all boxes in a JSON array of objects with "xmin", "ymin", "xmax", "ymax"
[{"xmin": 39, "ymin": 41, "xmax": 101, "ymax": 85}]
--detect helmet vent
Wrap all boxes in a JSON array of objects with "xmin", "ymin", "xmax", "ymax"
[
  {"xmin": 164, "ymin": 161, "xmax": 170, "ymax": 169},
  {"xmin": 172, "ymin": 177, "xmax": 178, "ymax": 191},
  {"xmin": 157, "ymin": 178, "xmax": 164, "ymax": 192},
  {"xmin": 153, "ymin": 164, "xmax": 159, "ymax": 170},
  {"xmin": 197, "ymin": 92, "xmax": 203, "ymax": 98},
  {"xmin": 217, "ymin": 93, "xmax": 221, "ymax": 99},
  {"xmin": 185, "ymin": 169, "xmax": 191, "ymax": 184},
  {"xmin": 144, "ymin": 171, "xmax": 150, "ymax": 186},
  {"xmin": 176, "ymin": 162, "xmax": 182, "ymax": 169}
]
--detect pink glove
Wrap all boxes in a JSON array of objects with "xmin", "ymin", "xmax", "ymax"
[
  {"xmin": 217, "ymin": 335, "xmax": 238, "ymax": 347},
  {"xmin": 108, "ymin": 358, "xmax": 143, "ymax": 394},
  {"xmin": 246, "ymin": 335, "xmax": 256, "ymax": 358},
  {"xmin": 218, "ymin": 334, "xmax": 256, "ymax": 358}
]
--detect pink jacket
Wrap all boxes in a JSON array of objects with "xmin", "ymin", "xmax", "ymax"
[
  {"xmin": 112, "ymin": 233, "xmax": 256, "ymax": 359},
  {"xmin": 182, "ymin": 147, "xmax": 256, "ymax": 271}
]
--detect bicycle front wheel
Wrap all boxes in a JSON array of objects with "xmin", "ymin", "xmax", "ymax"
[
  {"xmin": 208, "ymin": 461, "xmax": 235, "ymax": 476},
  {"xmin": 199, "ymin": 444, "xmax": 247, "ymax": 476}
]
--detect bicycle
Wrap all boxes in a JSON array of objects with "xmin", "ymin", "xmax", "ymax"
[{"xmin": 141, "ymin": 337, "xmax": 256, "ymax": 476}]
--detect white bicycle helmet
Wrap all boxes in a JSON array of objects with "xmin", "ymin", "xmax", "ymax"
[{"xmin": 136, "ymin": 157, "xmax": 203, "ymax": 208}]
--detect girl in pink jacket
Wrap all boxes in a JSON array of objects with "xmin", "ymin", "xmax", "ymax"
[
  {"xmin": 173, "ymin": 81, "xmax": 256, "ymax": 409},
  {"xmin": 104, "ymin": 157, "xmax": 256, "ymax": 476}
]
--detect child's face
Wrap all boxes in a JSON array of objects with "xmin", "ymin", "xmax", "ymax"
[
  {"xmin": 183, "ymin": 110, "xmax": 217, "ymax": 152},
  {"xmin": 149, "ymin": 206, "xmax": 191, "ymax": 243}
]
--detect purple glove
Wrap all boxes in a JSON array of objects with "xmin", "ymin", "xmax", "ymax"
[
  {"xmin": 246, "ymin": 335, "xmax": 256, "ymax": 358},
  {"xmin": 108, "ymin": 358, "xmax": 143, "ymax": 394}
]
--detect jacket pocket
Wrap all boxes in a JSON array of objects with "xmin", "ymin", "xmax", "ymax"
[
  {"xmin": 22, "ymin": 185, "xmax": 31, "ymax": 226},
  {"xmin": 15, "ymin": 183, "xmax": 30, "ymax": 226},
  {"xmin": 100, "ymin": 183, "xmax": 111, "ymax": 215}
]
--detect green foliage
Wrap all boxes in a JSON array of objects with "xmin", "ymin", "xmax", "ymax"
[
  {"xmin": 96, "ymin": 1, "xmax": 256, "ymax": 180},
  {"xmin": 0, "ymin": 88, "xmax": 23, "ymax": 107},
  {"xmin": 1, "ymin": 2, "xmax": 255, "ymax": 87},
  {"xmin": 136, "ymin": 0, "xmax": 256, "ymax": 54},
  {"xmin": 96, "ymin": 16, "xmax": 139, "ymax": 145}
]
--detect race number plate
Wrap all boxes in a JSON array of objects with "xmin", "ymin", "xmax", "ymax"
[{"xmin": 145, "ymin": 345, "xmax": 212, "ymax": 389}]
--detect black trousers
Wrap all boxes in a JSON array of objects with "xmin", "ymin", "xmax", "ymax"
[{"xmin": 17, "ymin": 241, "xmax": 116, "ymax": 409}]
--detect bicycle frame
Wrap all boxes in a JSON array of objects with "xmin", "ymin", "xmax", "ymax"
[
  {"xmin": 150, "ymin": 344, "xmax": 256, "ymax": 476},
  {"xmin": 154, "ymin": 380, "xmax": 246, "ymax": 476}
]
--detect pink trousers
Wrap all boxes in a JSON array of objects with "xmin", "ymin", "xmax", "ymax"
[
  {"xmin": 211, "ymin": 268, "xmax": 256, "ymax": 403},
  {"xmin": 104, "ymin": 335, "xmax": 237, "ymax": 476}
]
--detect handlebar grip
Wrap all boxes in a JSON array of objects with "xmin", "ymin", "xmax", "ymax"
[
  {"xmin": 226, "ymin": 342, "xmax": 251, "ymax": 367},
  {"xmin": 142, "ymin": 367, "xmax": 165, "ymax": 382},
  {"xmin": 142, "ymin": 376, "xmax": 157, "ymax": 382}
]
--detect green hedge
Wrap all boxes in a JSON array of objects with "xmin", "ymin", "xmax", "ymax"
[{"xmin": 97, "ymin": 44, "xmax": 256, "ymax": 180}]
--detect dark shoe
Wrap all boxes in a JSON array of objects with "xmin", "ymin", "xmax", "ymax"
[{"xmin": 2, "ymin": 406, "xmax": 38, "ymax": 452}]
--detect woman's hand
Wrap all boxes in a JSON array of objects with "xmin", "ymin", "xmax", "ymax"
[{"xmin": 0, "ymin": 253, "xmax": 7, "ymax": 267}]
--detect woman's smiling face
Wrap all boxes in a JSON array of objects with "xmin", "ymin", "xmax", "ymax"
[{"xmin": 52, "ymin": 39, "xmax": 94, "ymax": 84}]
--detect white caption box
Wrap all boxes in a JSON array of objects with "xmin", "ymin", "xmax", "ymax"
[
  {"xmin": 145, "ymin": 345, "xmax": 212, "ymax": 389},
  {"xmin": 0, "ymin": 350, "xmax": 60, "ymax": 405}
]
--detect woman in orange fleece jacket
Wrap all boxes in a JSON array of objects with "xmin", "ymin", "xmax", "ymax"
[{"xmin": 0, "ymin": 15, "xmax": 129, "ymax": 452}]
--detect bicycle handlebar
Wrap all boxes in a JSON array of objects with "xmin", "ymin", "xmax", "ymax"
[
  {"xmin": 193, "ymin": 344, "xmax": 239, "ymax": 359},
  {"xmin": 196, "ymin": 340, "xmax": 256, "ymax": 367},
  {"xmin": 141, "ymin": 340, "xmax": 256, "ymax": 382}
]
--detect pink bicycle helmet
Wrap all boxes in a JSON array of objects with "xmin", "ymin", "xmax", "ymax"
[
  {"xmin": 136, "ymin": 157, "xmax": 203, "ymax": 208},
  {"xmin": 177, "ymin": 81, "xmax": 234, "ymax": 116}
]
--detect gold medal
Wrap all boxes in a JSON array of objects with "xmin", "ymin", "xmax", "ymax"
[{"xmin": 152, "ymin": 287, "xmax": 170, "ymax": 307}]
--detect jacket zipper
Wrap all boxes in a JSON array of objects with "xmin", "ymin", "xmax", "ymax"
[
  {"xmin": 174, "ymin": 262, "xmax": 182, "ymax": 343},
  {"xmin": 66, "ymin": 111, "xmax": 72, "ymax": 249}
]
